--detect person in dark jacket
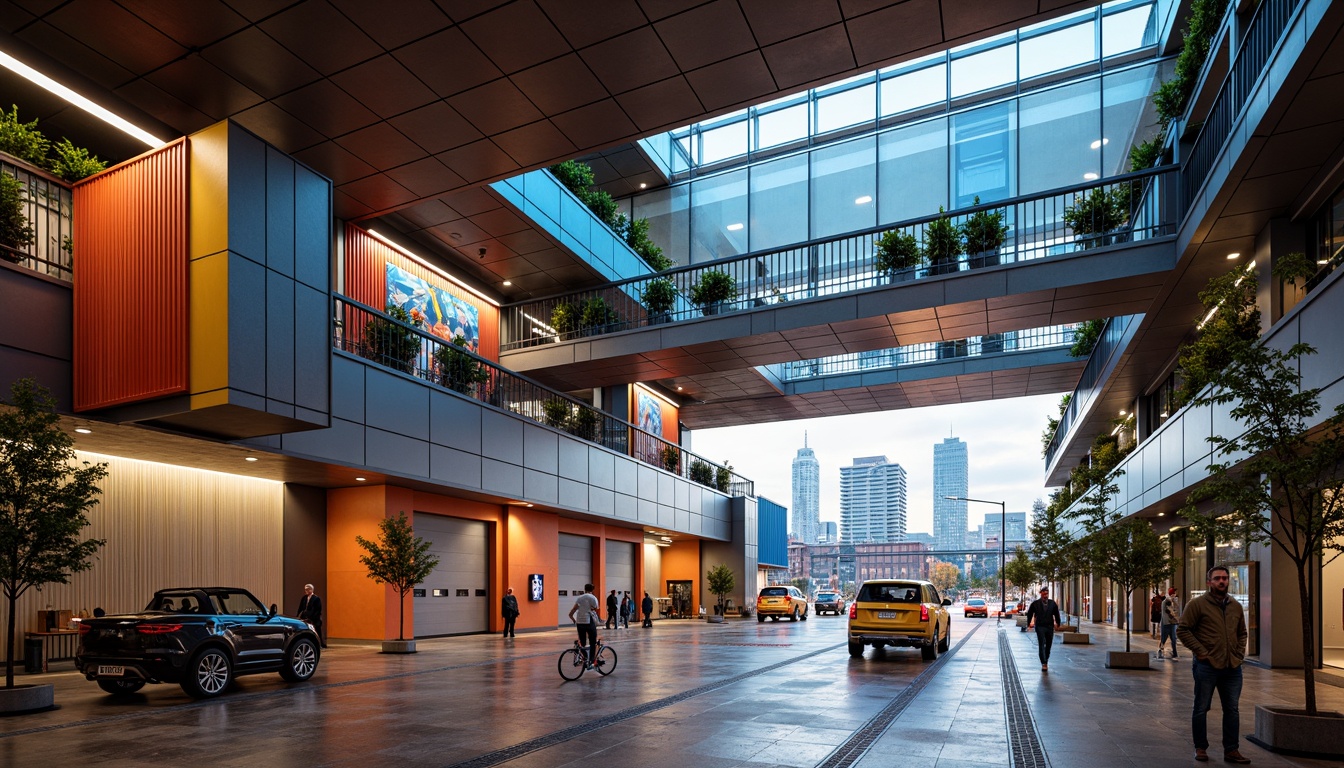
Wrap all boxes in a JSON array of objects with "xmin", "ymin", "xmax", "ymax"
[
  {"xmin": 1025, "ymin": 586, "xmax": 1061, "ymax": 671},
  {"xmin": 641, "ymin": 591, "xmax": 654, "ymax": 627},
  {"xmin": 1177, "ymin": 565, "xmax": 1250, "ymax": 764},
  {"xmin": 501, "ymin": 587, "xmax": 519, "ymax": 638},
  {"xmin": 605, "ymin": 590, "xmax": 619, "ymax": 629},
  {"xmin": 298, "ymin": 583, "xmax": 325, "ymax": 648},
  {"xmin": 619, "ymin": 591, "xmax": 631, "ymax": 628}
]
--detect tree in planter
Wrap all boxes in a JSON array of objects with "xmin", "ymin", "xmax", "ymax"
[
  {"xmin": 542, "ymin": 398, "xmax": 573, "ymax": 431},
  {"xmin": 1089, "ymin": 517, "xmax": 1172, "ymax": 652},
  {"xmin": 433, "ymin": 334, "xmax": 488, "ymax": 396},
  {"xmin": 640, "ymin": 277, "xmax": 679, "ymax": 324},
  {"xmin": 0, "ymin": 171, "xmax": 34, "ymax": 258},
  {"xmin": 924, "ymin": 207, "xmax": 963, "ymax": 275},
  {"xmin": 579, "ymin": 296, "xmax": 616, "ymax": 335},
  {"xmin": 873, "ymin": 228, "xmax": 923, "ymax": 281},
  {"xmin": 659, "ymin": 445, "xmax": 680, "ymax": 473},
  {"xmin": 714, "ymin": 461, "xmax": 733, "ymax": 494},
  {"xmin": 363, "ymin": 305, "xmax": 422, "ymax": 374},
  {"xmin": 568, "ymin": 406, "xmax": 602, "ymax": 442},
  {"xmin": 1064, "ymin": 187, "xmax": 1128, "ymax": 248},
  {"xmin": 689, "ymin": 270, "xmax": 738, "ymax": 315},
  {"xmin": 963, "ymin": 196, "xmax": 1008, "ymax": 268},
  {"xmin": 1002, "ymin": 546, "xmax": 1037, "ymax": 604},
  {"xmin": 689, "ymin": 459, "xmax": 714, "ymax": 487},
  {"xmin": 355, "ymin": 512, "xmax": 440, "ymax": 643},
  {"xmin": 1029, "ymin": 491, "xmax": 1077, "ymax": 617},
  {"xmin": 1181, "ymin": 284, "xmax": 1344, "ymax": 714},
  {"xmin": 1069, "ymin": 318, "xmax": 1105, "ymax": 358},
  {"xmin": 1, "ymin": 379, "xmax": 108, "ymax": 689},
  {"xmin": 706, "ymin": 563, "xmax": 735, "ymax": 618},
  {"xmin": 550, "ymin": 302, "xmax": 579, "ymax": 339}
]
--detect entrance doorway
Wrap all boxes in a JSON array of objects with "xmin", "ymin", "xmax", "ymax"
[{"xmin": 667, "ymin": 580, "xmax": 692, "ymax": 619}]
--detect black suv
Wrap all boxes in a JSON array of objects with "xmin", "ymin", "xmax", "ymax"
[
  {"xmin": 76, "ymin": 587, "xmax": 321, "ymax": 698},
  {"xmin": 815, "ymin": 592, "xmax": 846, "ymax": 615}
]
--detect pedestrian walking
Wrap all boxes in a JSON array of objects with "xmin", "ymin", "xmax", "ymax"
[
  {"xmin": 1025, "ymin": 586, "xmax": 1061, "ymax": 671},
  {"xmin": 641, "ymin": 591, "xmax": 654, "ymax": 627},
  {"xmin": 1159, "ymin": 586, "xmax": 1180, "ymax": 659},
  {"xmin": 1178, "ymin": 565, "xmax": 1250, "ymax": 764},
  {"xmin": 605, "ymin": 589, "xmax": 618, "ymax": 629},
  {"xmin": 501, "ymin": 587, "xmax": 519, "ymax": 638},
  {"xmin": 297, "ymin": 583, "xmax": 325, "ymax": 648},
  {"xmin": 1150, "ymin": 589, "xmax": 1164, "ymax": 638},
  {"xmin": 619, "ymin": 591, "xmax": 631, "ymax": 628}
]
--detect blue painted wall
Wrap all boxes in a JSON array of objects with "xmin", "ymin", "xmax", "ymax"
[{"xmin": 757, "ymin": 496, "xmax": 788, "ymax": 567}]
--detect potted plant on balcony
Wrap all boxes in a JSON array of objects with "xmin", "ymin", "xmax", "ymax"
[
  {"xmin": 963, "ymin": 196, "xmax": 1007, "ymax": 269},
  {"xmin": 542, "ymin": 398, "xmax": 573, "ymax": 431},
  {"xmin": 659, "ymin": 445, "xmax": 680, "ymax": 473},
  {"xmin": 550, "ymin": 302, "xmax": 579, "ymax": 340},
  {"xmin": 355, "ymin": 512, "xmax": 440, "ymax": 654},
  {"xmin": 640, "ymin": 277, "xmax": 679, "ymax": 325},
  {"xmin": 0, "ymin": 171, "xmax": 34, "ymax": 263},
  {"xmin": 689, "ymin": 459, "xmax": 714, "ymax": 487},
  {"xmin": 873, "ymin": 228, "xmax": 923, "ymax": 283},
  {"xmin": 1064, "ymin": 187, "xmax": 1128, "ymax": 249},
  {"xmin": 579, "ymin": 296, "xmax": 616, "ymax": 336},
  {"xmin": 363, "ymin": 305, "xmax": 422, "ymax": 375},
  {"xmin": 925, "ymin": 207, "xmax": 963, "ymax": 275},
  {"xmin": 568, "ymin": 406, "xmax": 601, "ymax": 442},
  {"xmin": 714, "ymin": 460, "xmax": 733, "ymax": 493},
  {"xmin": 0, "ymin": 379, "xmax": 108, "ymax": 713},
  {"xmin": 689, "ymin": 270, "xmax": 738, "ymax": 316},
  {"xmin": 433, "ymin": 334, "xmax": 488, "ymax": 396}
]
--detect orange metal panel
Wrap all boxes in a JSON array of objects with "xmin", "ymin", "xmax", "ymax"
[{"xmin": 72, "ymin": 139, "xmax": 189, "ymax": 411}]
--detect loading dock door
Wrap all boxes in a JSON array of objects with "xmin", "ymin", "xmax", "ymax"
[
  {"xmin": 606, "ymin": 541, "xmax": 635, "ymax": 610},
  {"xmin": 413, "ymin": 514, "xmax": 489, "ymax": 637},
  {"xmin": 558, "ymin": 533, "xmax": 593, "ymax": 625}
]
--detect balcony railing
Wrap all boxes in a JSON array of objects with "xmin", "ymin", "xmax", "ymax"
[
  {"xmin": 1044, "ymin": 314, "xmax": 1141, "ymax": 469},
  {"xmin": 779, "ymin": 325, "xmax": 1078, "ymax": 381},
  {"xmin": 500, "ymin": 167, "xmax": 1179, "ymax": 352},
  {"xmin": 1181, "ymin": 0, "xmax": 1302, "ymax": 210},
  {"xmin": 334, "ymin": 296, "xmax": 753, "ymax": 497},
  {"xmin": 0, "ymin": 154, "xmax": 73, "ymax": 281}
]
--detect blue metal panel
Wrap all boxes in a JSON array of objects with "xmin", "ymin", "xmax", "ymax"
[{"xmin": 756, "ymin": 496, "xmax": 788, "ymax": 567}]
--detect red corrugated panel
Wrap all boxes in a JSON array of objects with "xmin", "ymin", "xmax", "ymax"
[
  {"xmin": 72, "ymin": 139, "xmax": 189, "ymax": 411},
  {"xmin": 342, "ymin": 224, "xmax": 500, "ymax": 361}
]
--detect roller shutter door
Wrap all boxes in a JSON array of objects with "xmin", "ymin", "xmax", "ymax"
[
  {"xmin": 558, "ymin": 533, "xmax": 593, "ymax": 625},
  {"xmin": 606, "ymin": 541, "xmax": 635, "ymax": 611},
  {"xmin": 413, "ymin": 514, "xmax": 489, "ymax": 637}
]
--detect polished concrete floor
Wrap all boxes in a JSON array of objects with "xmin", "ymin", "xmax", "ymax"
[{"xmin": 3, "ymin": 614, "xmax": 1343, "ymax": 767}]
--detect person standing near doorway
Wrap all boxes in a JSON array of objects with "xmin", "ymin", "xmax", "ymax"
[
  {"xmin": 1025, "ymin": 586, "xmax": 1061, "ymax": 671},
  {"xmin": 298, "ymin": 583, "xmax": 325, "ymax": 648},
  {"xmin": 568, "ymin": 584, "xmax": 601, "ymax": 667},
  {"xmin": 1159, "ymin": 587, "xmax": 1181, "ymax": 659},
  {"xmin": 619, "ymin": 591, "xmax": 631, "ymax": 628},
  {"xmin": 641, "ymin": 591, "xmax": 653, "ymax": 627},
  {"xmin": 501, "ymin": 587, "xmax": 519, "ymax": 639},
  {"xmin": 1178, "ymin": 565, "xmax": 1250, "ymax": 764},
  {"xmin": 605, "ymin": 589, "xmax": 619, "ymax": 629},
  {"xmin": 1150, "ymin": 589, "xmax": 1164, "ymax": 638}
]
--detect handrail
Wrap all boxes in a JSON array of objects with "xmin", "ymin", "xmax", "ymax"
[
  {"xmin": 1044, "ymin": 314, "xmax": 1141, "ymax": 468},
  {"xmin": 499, "ymin": 167, "xmax": 1179, "ymax": 351},
  {"xmin": 0, "ymin": 154, "xmax": 74, "ymax": 282},
  {"xmin": 1180, "ymin": 0, "xmax": 1302, "ymax": 210},
  {"xmin": 334, "ymin": 295, "xmax": 753, "ymax": 496}
]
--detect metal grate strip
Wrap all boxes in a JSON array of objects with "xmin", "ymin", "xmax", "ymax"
[{"xmin": 999, "ymin": 630, "xmax": 1051, "ymax": 768}]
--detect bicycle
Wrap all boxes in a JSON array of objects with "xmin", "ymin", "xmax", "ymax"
[{"xmin": 558, "ymin": 637, "xmax": 617, "ymax": 680}]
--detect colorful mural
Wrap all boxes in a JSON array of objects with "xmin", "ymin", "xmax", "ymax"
[
  {"xmin": 637, "ymin": 391, "xmax": 662, "ymax": 436},
  {"xmin": 385, "ymin": 263, "xmax": 481, "ymax": 352}
]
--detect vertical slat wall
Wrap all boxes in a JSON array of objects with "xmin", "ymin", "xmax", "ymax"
[
  {"xmin": 72, "ymin": 140, "xmax": 189, "ymax": 411},
  {"xmin": 12, "ymin": 452, "xmax": 283, "ymax": 631},
  {"xmin": 342, "ymin": 224, "xmax": 500, "ymax": 361}
]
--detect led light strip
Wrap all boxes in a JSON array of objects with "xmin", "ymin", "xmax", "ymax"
[
  {"xmin": 0, "ymin": 49, "xmax": 166, "ymax": 148},
  {"xmin": 366, "ymin": 229, "xmax": 499, "ymax": 307}
]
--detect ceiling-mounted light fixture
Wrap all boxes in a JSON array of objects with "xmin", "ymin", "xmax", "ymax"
[
  {"xmin": 502, "ymin": 280, "xmax": 512, "ymax": 286},
  {"xmin": 1090, "ymin": 138, "xmax": 1109, "ymax": 149},
  {"xmin": 0, "ymin": 49, "xmax": 166, "ymax": 147},
  {"xmin": 1226, "ymin": 252, "xmax": 1240, "ymax": 259},
  {"xmin": 74, "ymin": 427, "xmax": 92, "ymax": 434},
  {"xmin": 1083, "ymin": 172, "xmax": 1099, "ymax": 180},
  {"xmin": 854, "ymin": 195, "xmax": 873, "ymax": 205},
  {"xmin": 726, "ymin": 223, "xmax": 744, "ymax": 231},
  {"xmin": 244, "ymin": 456, "xmax": 259, "ymax": 462},
  {"xmin": 366, "ymin": 229, "xmax": 499, "ymax": 307},
  {"xmin": 355, "ymin": 477, "xmax": 367, "ymax": 482}
]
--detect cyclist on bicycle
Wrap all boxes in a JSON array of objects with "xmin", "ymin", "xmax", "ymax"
[{"xmin": 568, "ymin": 583, "xmax": 601, "ymax": 668}]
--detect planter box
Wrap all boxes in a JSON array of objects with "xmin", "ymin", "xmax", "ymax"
[
  {"xmin": 1062, "ymin": 632, "xmax": 1091, "ymax": 644},
  {"xmin": 381, "ymin": 639, "xmax": 417, "ymax": 654},
  {"xmin": 1249, "ymin": 705, "xmax": 1344, "ymax": 760},
  {"xmin": 1105, "ymin": 650, "xmax": 1150, "ymax": 669},
  {"xmin": 0, "ymin": 683, "xmax": 55, "ymax": 714}
]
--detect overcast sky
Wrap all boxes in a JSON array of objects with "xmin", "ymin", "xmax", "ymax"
[{"xmin": 689, "ymin": 393, "xmax": 1062, "ymax": 536}]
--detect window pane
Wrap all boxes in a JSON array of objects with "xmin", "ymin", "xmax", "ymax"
[
  {"xmin": 1103, "ymin": 5, "xmax": 1156, "ymax": 58},
  {"xmin": 1101, "ymin": 63, "xmax": 1161, "ymax": 176},
  {"xmin": 1020, "ymin": 21, "xmax": 1095, "ymax": 79},
  {"xmin": 749, "ymin": 154, "xmax": 809, "ymax": 250},
  {"xmin": 689, "ymin": 170, "xmax": 748, "ymax": 262},
  {"xmin": 878, "ymin": 117, "xmax": 948, "ymax": 224},
  {"xmin": 699, "ymin": 120, "xmax": 747, "ymax": 165},
  {"xmin": 756, "ymin": 103, "xmax": 808, "ymax": 149},
  {"xmin": 951, "ymin": 44, "xmax": 1017, "ymax": 98},
  {"xmin": 1019, "ymin": 80, "xmax": 1098, "ymax": 195},
  {"xmin": 633, "ymin": 186, "xmax": 690, "ymax": 267},
  {"xmin": 952, "ymin": 102, "xmax": 1014, "ymax": 206},
  {"xmin": 880, "ymin": 64, "xmax": 947, "ymax": 116},
  {"xmin": 815, "ymin": 83, "xmax": 876, "ymax": 134},
  {"xmin": 811, "ymin": 136, "xmax": 877, "ymax": 238}
]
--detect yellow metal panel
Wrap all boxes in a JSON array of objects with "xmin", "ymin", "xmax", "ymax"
[
  {"xmin": 190, "ymin": 252, "xmax": 229, "ymax": 395},
  {"xmin": 189, "ymin": 122, "xmax": 229, "ymax": 260}
]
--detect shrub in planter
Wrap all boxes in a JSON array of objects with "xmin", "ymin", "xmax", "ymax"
[
  {"xmin": 1069, "ymin": 319, "xmax": 1105, "ymax": 358},
  {"xmin": 640, "ymin": 277, "xmax": 678, "ymax": 323},
  {"xmin": 689, "ymin": 270, "xmax": 738, "ymax": 315},
  {"xmin": 873, "ymin": 229, "xmax": 923, "ymax": 281},
  {"xmin": 433, "ymin": 334, "xmax": 488, "ymax": 395},
  {"xmin": 363, "ymin": 305, "xmax": 422, "ymax": 374},
  {"xmin": 1064, "ymin": 187, "xmax": 1128, "ymax": 248},
  {"xmin": 579, "ymin": 296, "xmax": 616, "ymax": 335},
  {"xmin": 963, "ymin": 196, "xmax": 1007, "ymax": 268},
  {"xmin": 48, "ymin": 138, "xmax": 105, "ymax": 182},
  {"xmin": 0, "ymin": 172, "xmax": 34, "ymax": 257},
  {"xmin": 689, "ymin": 459, "xmax": 714, "ymax": 486},
  {"xmin": 659, "ymin": 445, "xmax": 680, "ymax": 473},
  {"xmin": 925, "ymin": 207, "xmax": 963, "ymax": 275},
  {"xmin": 551, "ymin": 302, "xmax": 579, "ymax": 338},
  {"xmin": 0, "ymin": 105, "xmax": 49, "ymax": 167},
  {"xmin": 569, "ymin": 406, "xmax": 601, "ymax": 442},
  {"xmin": 714, "ymin": 461, "xmax": 733, "ymax": 493},
  {"xmin": 542, "ymin": 398, "xmax": 573, "ymax": 430}
]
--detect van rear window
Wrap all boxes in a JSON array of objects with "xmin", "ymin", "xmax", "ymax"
[{"xmin": 859, "ymin": 583, "xmax": 922, "ymax": 603}]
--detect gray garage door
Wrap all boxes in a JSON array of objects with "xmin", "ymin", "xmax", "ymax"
[
  {"xmin": 558, "ymin": 533, "xmax": 593, "ymax": 625},
  {"xmin": 413, "ymin": 514, "xmax": 489, "ymax": 637},
  {"xmin": 606, "ymin": 541, "xmax": 635, "ymax": 611}
]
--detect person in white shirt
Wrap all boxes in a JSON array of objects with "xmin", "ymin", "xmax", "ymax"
[{"xmin": 567, "ymin": 583, "xmax": 602, "ymax": 667}]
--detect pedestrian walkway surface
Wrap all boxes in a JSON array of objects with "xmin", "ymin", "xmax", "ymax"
[{"xmin": 3, "ymin": 615, "xmax": 1341, "ymax": 767}]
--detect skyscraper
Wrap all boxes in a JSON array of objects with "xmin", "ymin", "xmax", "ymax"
[
  {"xmin": 840, "ymin": 456, "xmax": 907, "ymax": 544},
  {"xmin": 791, "ymin": 433, "xmax": 820, "ymax": 544},
  {"xmin": 933, "ymin": 437, "xmax": 968, "ymax": 551}
]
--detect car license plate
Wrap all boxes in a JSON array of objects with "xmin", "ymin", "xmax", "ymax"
[
  {"xmin": 877, "ymin": 611, "xmax": 896, "ymax": 619},
  {"xmin": 97, "ymin": 666, "xmax": 124, "ymax": 676}
]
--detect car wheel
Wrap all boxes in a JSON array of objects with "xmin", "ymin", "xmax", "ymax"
[
  {"xmin": 757, "ymin": 614, "xmax": 765, "ymax": 623},
  {"xmin": 790, "ymin": 607, "xmax": 799, "ymax": 622},
  {"xmin": 848, "ymin": 640, "xmax": 864, "ymax": 658},
  {"xmin": 922, "ymin": 629, "xmax": 939, "ymax": 661},
  {"xmin": 801, "ymin": 608, "xmax": 808, "ymax": 621},
  {"xmin": 939, "ymin": 622, "xmax": 951, "ymax": 652},
  {"xmin": 181, "ymin": 647, "xmax": 233, "ymax": 698},
  {"xmin": 97, "ymin": 678, "xmax": 146, "ymax": 696},
  {"xmin": 280, "ymin": 636, "xmax": 319, "ymax": 682}
]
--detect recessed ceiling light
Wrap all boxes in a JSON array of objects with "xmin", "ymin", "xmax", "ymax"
[
  {"xmin": 1319, "ymin": 259, "xmax": 1330, "ymax": 265},
  {"xmin": 502, "ymin": 280, "xmax": 512, "ymax": 286},
  {"xmin": 1157, "ymin": 512, "xmax": 1165, "ymax": 517},
  {"xmin": 1119, "ymin": 410, "xmax": 1126, "ymax": 416},
  {"xmin": 639, "ymin": 183, "xmax": 647, "ymax": 189},
  {"xmin": 660, "ymin": 536, "xmax": 672, "ymax": 542},
  {"xmin": 1090, "ymin": 138, "xmax": 1109, "ymax": 149},
  {"xmin": 1226, "ymin": 252, "xmax": 1240, "ymax": 259},
  {"xmin": 244, "ymin": 456, "xmax": 258, "ymax": 462},
  {"xmin": 726, "ymin": 222, "xmax": 744, "ymax": 231},
  {"xmin": 74, "ymin": 428, "xmax": 92, "ymax": 434},
  {"xmin": 525, "ymin": 503, "xmax": 534, "ymax": 508},
  {"xmin": 1083, "ymin": 172, "xmax": 1099, "ymax": 180},
  {"xmin": 854, "ymin": 195, "xmax": 873, "ymax": 205},
  {"xmin": 676, "ymin": 386, "xmax": 683, "ymax": 391},
  {"xmin": 355, "ymin": 477, "xmax": 366, "ymax": 482}
]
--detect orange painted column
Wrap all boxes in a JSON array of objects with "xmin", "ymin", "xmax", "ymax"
[
  {"xmin": 662, "ymin": 540, "xmax": 701, "ymax": 614},
  {"xmin": 503, "ymin": 507, "xmax": 559, "ymax": 631},
  {"xmin": 327, "ymin": 485, "xmax": 414, "ymax": 641}
]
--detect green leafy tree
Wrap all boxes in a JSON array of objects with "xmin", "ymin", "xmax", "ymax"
[
  {"xmin": 706, "ymin": 563, "xmax": 735, "ymax": 616},
  {"xmin": 1029, "ymin": 491, "xmax": 1076, "ymax": 613},
  {"xmin": 1002, "ymin": 546, "xmax": 1037, "ymax": 602},
  {"xmin": 0, "ymin": 171, "xmax": 35, "ymax": 253},
  {"xmin": 929, "ymin": 560, "xmax": 960, "ymax": 595},
  {"xmin": 355, "ymin": 512, "xmax": 440, "ymax": 641},
  {"xmin": 1069, "ymin": 318, "xmax": 1105, "ymax": 358},
  {"xmin": 1174, "ymin": 262, "xmax": 1261, "ymax": 407},
  {"xmin": 1, "ymin": 379, "xmax": 108, "ymax": 688},
  {"xmin": 1041, "ymin": 393, "xmax": 1071, "ymax": 458},
  {"xmin": 1089, "ymin": 519, "xmax": 1172, "ymax": 651}
]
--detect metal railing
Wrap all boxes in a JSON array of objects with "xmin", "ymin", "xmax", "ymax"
[
  {"xmin": 334, "ymin": 296, "xmax": 753, "ymax": 496},
  {"xmin": 0, "ymin": 156, "xmax": 73, "ymax": 281},
  {"xmin": 500, "ymin": 167, "xmax": 1179, "ymax": 351},
  {"xmin": 1044, "ymin": 314, "xmax": 1141, "ymax": 468},
  {"xmin": 1181, "ymin": 0, "xmax": 1302, "ymax": 210},
  {"xmin": 779, "ymin": 324, "xmax": 1078, "ymax": 381}
]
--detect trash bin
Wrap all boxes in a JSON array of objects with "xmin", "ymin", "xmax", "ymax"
[{"xmin": 23, "ymin": 638, "xmax": 43, "ymax": 673}]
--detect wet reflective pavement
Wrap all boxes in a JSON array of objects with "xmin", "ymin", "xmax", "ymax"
[{"xmin": 3, "ymin": 615, "xmax": 1342, "ymax": 767}]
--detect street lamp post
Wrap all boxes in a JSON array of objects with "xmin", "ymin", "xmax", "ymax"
[{"xmin": 946, "ymin": 496, "xmax": 1006, "ymax": 617}]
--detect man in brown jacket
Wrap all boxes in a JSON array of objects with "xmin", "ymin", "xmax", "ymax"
[{"xmin": 1177, "ymin": 565, "xmax": 1250, "ymax": 764}]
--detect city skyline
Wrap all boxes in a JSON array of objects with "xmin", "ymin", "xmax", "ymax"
[{"xmin": 932, "ymin": 437, "xmax": 968, "ymax": 550}]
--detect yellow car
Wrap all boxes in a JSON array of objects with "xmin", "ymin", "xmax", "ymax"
[
  {"xmin": 848, "ymin": 579, "xmax": 951, "ymax": 660},
  {"xmin": 756, "ymin": 585, "xmax": 809, "ymax": 622}
]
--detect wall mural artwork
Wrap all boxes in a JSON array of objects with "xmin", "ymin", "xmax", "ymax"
[
  {"xmin": 385, "ymin": 263, "xmax": 481, "ymax": 352},
  {"xmin": 637, "ymin": 391, "xmax": 662, "ymax": 437}
]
